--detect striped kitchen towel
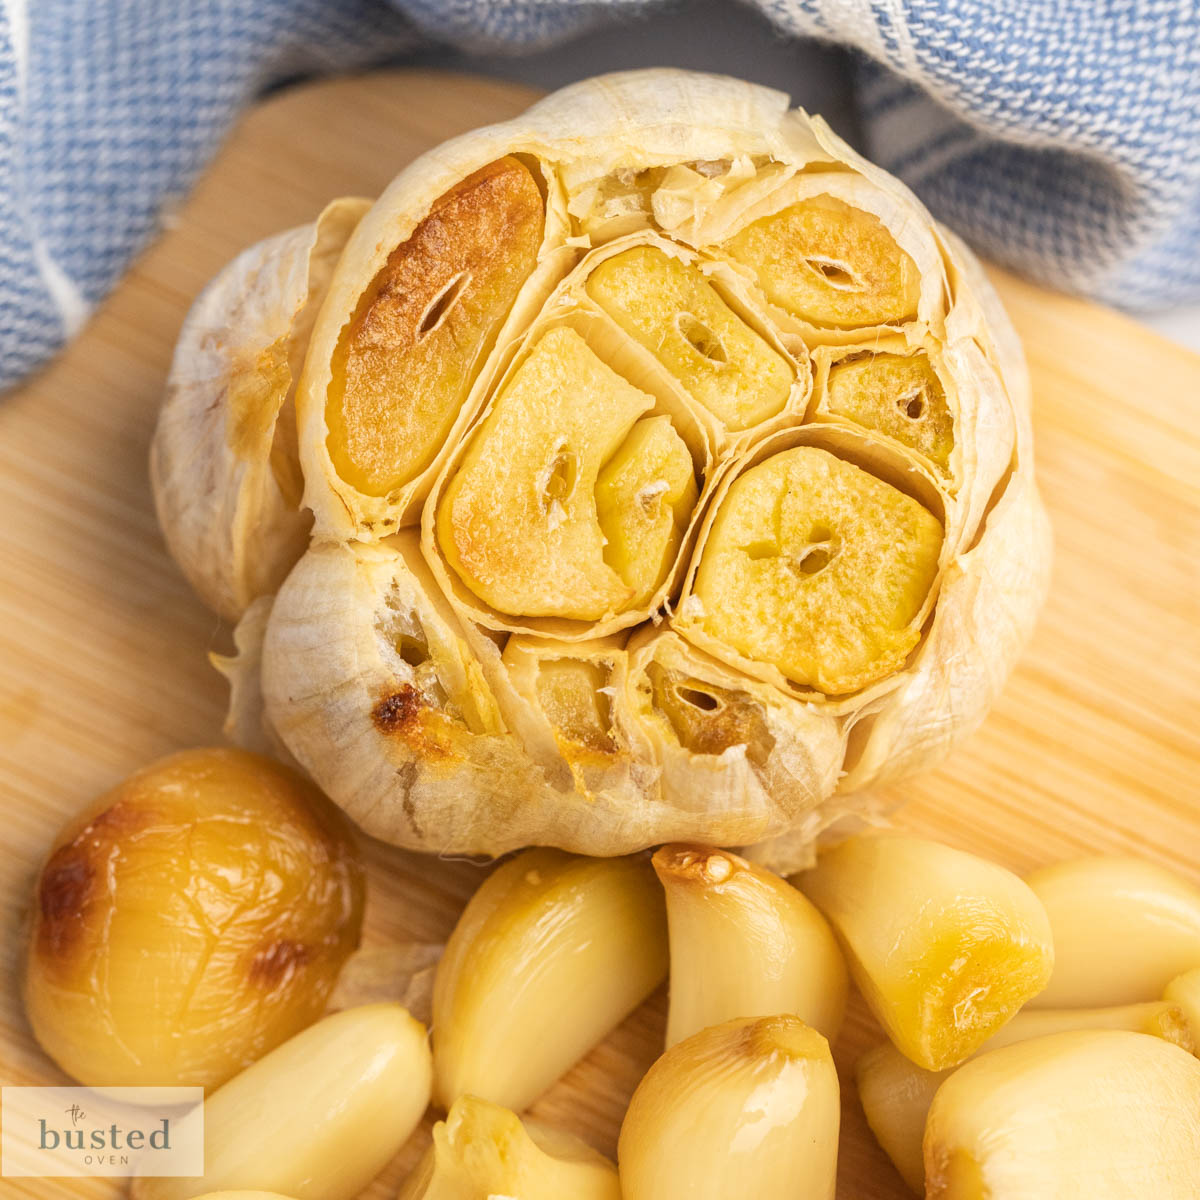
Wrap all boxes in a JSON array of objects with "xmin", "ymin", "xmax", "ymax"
[{"xmin": 1, "ymin": 0, "xmax": 1197, "ymax": 390}]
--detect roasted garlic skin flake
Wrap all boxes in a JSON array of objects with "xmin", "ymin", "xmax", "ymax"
[
  {"xmin": 157, "ymin": 70, "xmax": 1049, "ymax": 867},
  {"xmin": 24, "ymin": 748, "xmax": 364, "ymax": 1091}
]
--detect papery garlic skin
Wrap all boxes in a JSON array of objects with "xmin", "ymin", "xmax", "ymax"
[
  {"xmin": 923, "ymin": 1031, "xmax": 1200, "ymax": 1199},
  {"xmin": 161, "ymin": 70, "xmax": 1049, "ymax": 866},
  {"xmin": 654, "ymin": 844, "xmax": 846, "ymax": 1046},
  {"xmin": 432, "ymin": 849, "xmax": 667, "ymax": 1111},
  {"xmin": 618, "ymin": 1015, "xmax": 839, "ymax": 1200},
  {"xmin": 152, "ymin": 197, "xmax": 368, "ymax": 622},
  {"xmin": 132, "ymin": 1004, "xmax": 432, "ymax": 1200},
  {"xmin": 799, "ymin": 834, "xmax": 1054, "ymax": 1070},
  {"xmin": 1026, "ymin": 856, "xmax": 1200, "ymax": 1007},
  {"xmin": 397, "ymin": 1095, "xmax": 620, "ymax": 1200},
  {"xmin": 858, "ymin": 1000, "xmax": 1196, "ymax": 1195}
]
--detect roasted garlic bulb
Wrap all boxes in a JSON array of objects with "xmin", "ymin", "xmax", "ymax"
[{"xmin": 155, "ymin": 70, "xmax": 1050, "ymax": 866}]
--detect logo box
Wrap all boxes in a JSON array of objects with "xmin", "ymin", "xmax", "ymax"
[{"xmin": 1, "ymin": 1087, "xmax": 204, "ymax": 1178}]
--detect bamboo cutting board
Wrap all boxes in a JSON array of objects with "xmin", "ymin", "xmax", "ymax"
[{"xmin": 1, "ymin": 71, "xmax": 1198, "ymax": 1200}]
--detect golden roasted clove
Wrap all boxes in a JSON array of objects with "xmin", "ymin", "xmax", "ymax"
[
  {"xmin": 1025, "ymin": 855, "xmax": 1200, "ymax": 1007},
  {"xmin": 924, "ymin": 1031, "xmax": 1200, "ymax": 1198},
  {"xmin": 653, "ymin": 844, "xmax": 846, "ymax": 1046},
  {"xmin": 618, "ymin": 1015, "xmax": 839, "ymax": 1200},
  {"xmin": 132, "ymin": 1004, "xmax": 432, "ymax": 1200},
  {"xmin": 432, "ymin": 848, "xmax": 667, "ymax": 1111},
  {"xmin": 397, "ymin": 1095, "xmax": 620, "ymax": 1200},
  {"xmin": 798, "ymin": 834, "xmax": 1054, "ymax": 1069}
]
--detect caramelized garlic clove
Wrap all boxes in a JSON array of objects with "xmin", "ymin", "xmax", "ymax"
[
  {"xmin": 923, "ymin": 1031, "xmax": 1200, "ymax": 1198},
  {"xmin": 23, "ymin": 748, "xmax": 364, "ymax": 1091},
  {"xmin": 798, "ymin": 834, "xmax": 1053, "ymax": 1070},
  {"xmin": 653, "ymin": 844, "xmax": 847, "ymax": 1047},
  {"xmin": 858, "ymin": 1000, "xmax": 1195, "ymax": 1195},
  {"xmin": 824, "ymin": 351, "xmax": 954, "ymax": 469},
  {"xmin": 325, "ymin": 157, "xmax": 544, "ymax": 499},
  {"xmin": 618, "ymin": 1015, "xmax": 839, "ymax": 1200},
  {"xmin": 1026, "ymin": 855, "xmax": 1200, "ymax": 1007},
  {"xmin": 594, "ymin": 414, "xmax": 698, "ymax": 608},
  {"xmin": 722, "ymin": 193, "xmax": 921, "ymax": 328},
  {"xmin": 586, "ymin": 244, "xmax": 793, "ymax": 431},
  {"xmin": 398, "ymin": 1095, "xmax": 620, "ymax": 1200},
  {"xmin": 688, "ymin": 445, "xmax": 943, "ymax": 694},
  {"xmin": 133, "ymin": 1004, "xmax": 432, "ymax": 1200},
  {"xmin": 436, "ymin": 326, "xmax": 660, "ymax": 620},
  {"xmin": 432, "ymin": 848, "xmax": 667, "ymax": 1111}
]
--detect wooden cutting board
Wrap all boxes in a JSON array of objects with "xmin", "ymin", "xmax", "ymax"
[{"xmin": 1, "ymin": 70, "xmax": 1198, "ymax": 1199}]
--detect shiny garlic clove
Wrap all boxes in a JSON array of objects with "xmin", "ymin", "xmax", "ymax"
[
  {"xmin": 653, "ymin": 844, "xmax": 846, "ymax": 1046},
  {"xmin": 923, "ymin": 1031, "xmax": 1200, "ymax": 1198},
  {"xmin": 798, "ymin": 834, "xmax": 1054, "ymax": 1070},
  {"xmin": 432, "ymin": 848, "xmax": 667, "ymax": 1111},
  {"xmin": 397, "ymin": 1095, "xmax": 620, "ymax": 1200},
  {"xmin": 1164, "ymin": 966, "xmax": 1200, "ymax": 1037},
  {"xmin": 858, "ymin": 1000, "xmax": 1196, "ymax": 1194},
  {"xmin": 618, "ymin": 1015, "xmax": 839, "ymax": 1200},
  {"xmin": 1026, "ymin": 855, "xmax": 1200, "ymax": 1007},
  {"xmin": 132, "ymin": 1004, "xmax": 431, "ymax": 1200},
  {"xmin": 190, "ymin": 1194, "xmax": 297, "ymax": 1200}
]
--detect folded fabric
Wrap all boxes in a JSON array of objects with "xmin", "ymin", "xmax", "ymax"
[{"xmin": 1, "ymin": 0, "xmax": 1197, "ymax": 391}]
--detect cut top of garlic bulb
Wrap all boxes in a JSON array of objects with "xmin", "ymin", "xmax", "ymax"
[{"xmin": 159, "ymin": 69, "xmax": 1049, "ymax": 865}]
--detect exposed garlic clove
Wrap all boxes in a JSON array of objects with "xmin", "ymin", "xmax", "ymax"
[
  {"xmin": 653, "ymin": 844, "xmax": 846, "ymax": 1046},
  {"xmin": 397, "ymin": 1095, "xmax": 620, "ymax": 1200},
  {"xmin": 1026, "ymin": 856, "xmax": 1200, "ymax": 1007},
  {"xmin": 618, "ymin": 1015, "xmax": 839, "ymax": 1200},
  {"xmin": 432, "ymin": 849, "xmax": 667, "ymax": 1111},
  {"xmin": 923, "ymin": 1031, "xmax": 1200, "ymax": 1198},
  {"xmin": 132, "ymin": 1003, "xmax": 431, "ymax": 1200},
  {"xmin": 1164, "ymin": 967, "xmax": 1200, "ymax": 1042},
  {"xmin": 798, "ymin": 834, "xmax": 1054, "ymax": 1070},
  {"xmin": 858, "ymin": 1000, "xmax": 1196, "ymax": 1195}
]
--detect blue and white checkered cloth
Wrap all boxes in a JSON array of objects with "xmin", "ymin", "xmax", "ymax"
[{"xmin": 2, "ymin": 1, "xmax": 1198, "ymax": 390}]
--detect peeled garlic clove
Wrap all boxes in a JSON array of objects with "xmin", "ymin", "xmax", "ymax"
[
  {"xmin": 618, "ymin": 1015, "xmax": 839, "ymax": 1200},
  {"xmin": 857, "ymin": 1001, "xmax": 1195, "ymax": 1195},
  {"xmin": 653, "ymin": 844, "xmax": 847, "ymax": 1046},
  {"xmin": 432, "ymin": 848, "xmax": 667, "ymax": 1111},
  {"xmin": 856, "ymin": 1041, "xmax": 948, "ymax": 1195},
  {"xmin": 723, "ymin": 192, "xmax": 921, "ymax": 328},
  {"xmin": 1164, "ymin": 967, "xmax": 1200, "ymax": 1040},
  {"xmin": 823, "ymin": 350, "xmax": 954, "ymax": 470},
  {"xmin": 585, "ymin": 244, "xmax": 793, "ymax": 431},
  {"xmin": 132, "ymin": 1003, "xmax": 432, "ymax": 1200},
  {"xmin": 1026, "ymin": 855, "xmax": 1200, "ymax": 1007},
  {"xmin": 924, "ymin": 1031, "xmax": 1200, "ymax": 1198},
  {"xmin": 397, "ymin": 1095, "xmax": 620, "ymax": 1200},
  {"xmin": 190, "ymin": 1194, "xmax": 297, "ymax": 1200},
  {"xmin": 24, "ymin": 748, "xmax": 364, "ymax": 1092},
  {"xmin": 152, "ymin": 196, "xmax": 367, "ymax": 621},
  {"xmin": 683, "ymin": 443, "xmax": 944, "ymax": 694},
  {"xmin": 798, "ymin": 834, "xmax": 1054, "ymax": 1070}
]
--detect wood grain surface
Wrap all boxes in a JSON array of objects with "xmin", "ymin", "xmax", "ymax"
[{"xmin": 1, "ymin": 71, "xmax": 1198, "ymax": 1199}]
